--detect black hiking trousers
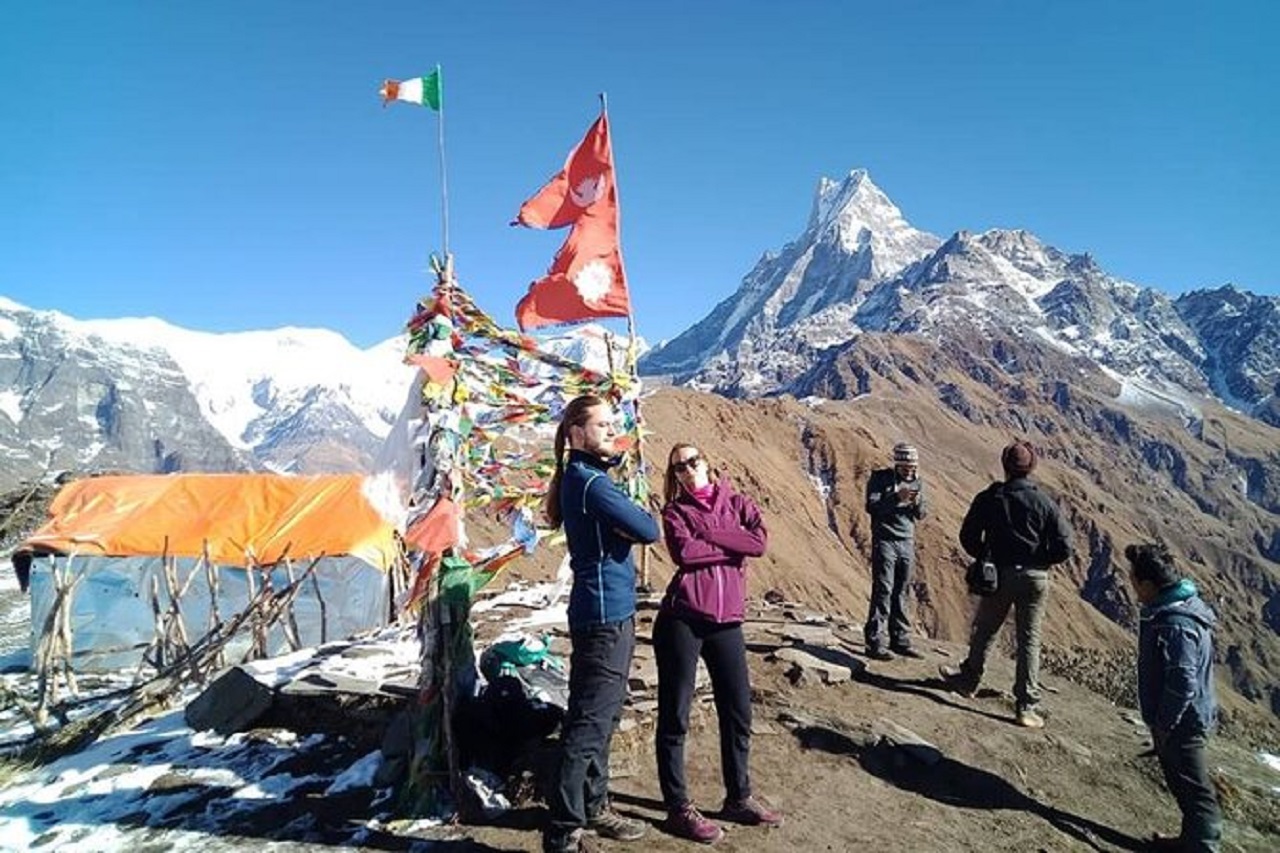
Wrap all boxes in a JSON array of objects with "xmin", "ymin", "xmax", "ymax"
[
  {"xmin": 653, "ymin": 610, "xmax": 753, "ymax": 809},
  {"xmin": 544, "ymin": 616, "xmax": 635, "ymax": 850},
  {"xmin": 1156, "ymin": 721, "xmax": 1222, "ymax": 852}
]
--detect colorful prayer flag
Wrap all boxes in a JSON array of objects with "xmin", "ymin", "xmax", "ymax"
[
  {"xmin": 514, "ymin": 113, "xmax": 631, "ymax": 330},
  {"xmin": 381, "ymin": 69, "xmax": 442, "ymax": 110}
]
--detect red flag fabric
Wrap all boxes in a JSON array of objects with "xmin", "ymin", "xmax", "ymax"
[
  {"xmin": 404, "ymin": 495, "xmax": 461, "ymax": 554},
  {"xmin": 514, "ymin": 113, "xmax": 631, "ymax": 330},
  {"xmin": 406, "ymin": 354, "xmax": 460, "ymax": 385}
]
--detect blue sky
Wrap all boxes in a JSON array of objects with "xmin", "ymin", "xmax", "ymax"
[{"xmin": 2, "ymin": 1, "xmax": 1276, "ymax": 348}]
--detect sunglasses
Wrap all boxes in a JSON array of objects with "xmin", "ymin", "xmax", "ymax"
[{"xmin": 671, "ymin": 455, "xmax": 702, "ymax": 473}]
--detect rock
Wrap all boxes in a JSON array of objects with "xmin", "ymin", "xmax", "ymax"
[
  {"xmin": 1047, "ymin": 734, "xmax": 1093, "ymax": 763},
  {"xmin": 147, "ymin": 770, "xmax": 215, "ymax": 794},
  {"xmin": 777, "ymin": 626, "xmax": 836, "ymax": 646},
  {"xmin": 783, "ymin": 608, "xmax": 829, "ymax": 625},
  {"xmin": 184, "ymin": 666, "xmax": 274, "ymax": 734},
  {"xmin": 628, "ymin": 653, "xmax": 707, "ymax": 691},
  {"xmin": 629, "ymin": 656, "xmax": 658, "ymax": 691},
  {"xmin": 871, "ymin": 719, "xmax": 942, "ymax": 767},
  {"xmin": 770, "ymin": 646, "xmax": 862, "ymax": 685},
  {"xmin": 377, "ymin": 709, "xmax": 414, "ymax": 787}
]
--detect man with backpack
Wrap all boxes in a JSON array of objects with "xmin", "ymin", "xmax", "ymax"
[{"xmin": 941, "ymin": 440, "xmax": 1072, "ymax": 728}]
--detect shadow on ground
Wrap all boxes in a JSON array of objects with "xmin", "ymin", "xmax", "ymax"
[{"xmin": 793, "ymin": 723, "xmax": 1146, "ymax": 852}]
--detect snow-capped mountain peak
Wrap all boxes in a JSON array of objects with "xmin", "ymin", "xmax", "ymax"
[
  {"xmin": 0, "ymin": 297, "xmax": 417, "ymax": 485},
  {"xmin": 641, "ymin": 170, "xmax": 1280, "ymax": 425},
  {"xmin": 64, "ymin": 313, "xmax": 413, "ymax": 450},
  {"xmin": 807, "ymin": 170, "xmax": 938, "ymax": 276},
  {"xmin": 640, "ymin": 169, "xmax": 941, "ymax": 377},
  {"xmin": 0, "ymin": 297, "xmax": 665, "ymax": 489}
]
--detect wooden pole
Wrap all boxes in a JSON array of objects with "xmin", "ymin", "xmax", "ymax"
[{"xmin": 436, "ymin": 64, "xmax": 450, "ymax": 258}]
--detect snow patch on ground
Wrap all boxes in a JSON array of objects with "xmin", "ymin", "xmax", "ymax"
[{"xmin": 0, "ymin": 391, "xmax": 23, "ymax": 425}]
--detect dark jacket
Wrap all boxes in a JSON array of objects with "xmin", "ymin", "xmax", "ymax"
[
  {"xmin": 559, "ymin": 450, "xmax": 660, "ymax": 630},
  {"xmin": 959, "ymin": 477, "xmax": 1072, "ymax": 568},
  {"xmin": 865, "ymin": 468, "xmax": 927, "ymax": 541},
  {"xmin": 661, "ymin": 479, "xmax": 767, "ymax": 624},
  {"xmin": 1138, "ymin": 579, "xmax": 1218, "ymax": 737}
]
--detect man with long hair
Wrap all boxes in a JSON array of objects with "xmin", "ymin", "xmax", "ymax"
[{"xmin": 542, "ymin": 395, "xmax": 659, "ymax": 853}]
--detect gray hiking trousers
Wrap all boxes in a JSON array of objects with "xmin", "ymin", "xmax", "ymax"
[
  {"xmin": 864, "ymin": 537, "xmax": 916, "ymax": 650},
  {"xmin": 959, "ymin": 567, "xmax": 1048, "ymax": 711}
]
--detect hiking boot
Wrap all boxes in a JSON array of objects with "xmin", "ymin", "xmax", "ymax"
[
  {"xmin": 866, "ymin": 646, "xmax": 894, "ymax": 661},
  {"xmin": 891, "ymin": 644, "xmax": 924, "ymax": 659},
  {"xmin": 587, "ymin": 806, "xmax": 647, "ymax": 841},
  {"xmin": 543, "ymin": 828, "xmax": 601, "ymax": 853},
  {"xmin": 665, "ymin": 803, "xmax": 724, "ymax": 844},
  {"xmin": 1146, "ymin": 832, "xmax": 1184, "ymax": 850},
  {"xmin": 938, "ymin": 664, "xmax": 978, "ymax": 697},
  {"xmin": 722, "ymin": 795, "xmax": 784, "ymax": 827},
  {"xmin": 1016, "ymin": 708, "xmax": 1046, "ymax": 729}
]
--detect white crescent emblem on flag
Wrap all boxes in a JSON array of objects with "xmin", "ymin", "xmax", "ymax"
[{"xmin": 570, "ymin": 175, "xmax": 605, "ymax": 208}]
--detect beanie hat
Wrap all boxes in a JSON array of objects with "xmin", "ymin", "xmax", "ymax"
[
  {"xmin": 1001, "ymin": 441, "xmax": 1037, "ymax": 478},
  {"xmin": 892, "ymin": 442, "xmax": 918, "ymax": 465}
]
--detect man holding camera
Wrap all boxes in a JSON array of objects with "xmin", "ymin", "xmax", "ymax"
[{"xmin": 863, "ymin": 442, "xmax": 928, "ymax": 660}]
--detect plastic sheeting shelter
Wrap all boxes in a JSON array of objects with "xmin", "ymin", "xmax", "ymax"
[{"xmin": 17, "ymin": 473, "xmax": 403, "ymax": 671}]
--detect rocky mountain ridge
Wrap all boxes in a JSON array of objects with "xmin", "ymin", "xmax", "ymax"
[
  {"xmin": 0, "ymin": 298, "xmax": 417, "ymax": 490},
  {"xmin": 639, "ymin": 172, "xmax": 1280, "ymax": 429},
  {"xmin": 0, "ymin": 297, "xmax": 649, "ymax": 493}
]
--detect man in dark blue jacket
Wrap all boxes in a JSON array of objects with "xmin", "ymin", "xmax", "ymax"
[
  {"xmin": 1126, "ymin": 542, "xmax": 1222, "ymax": 852},
  {"xmin": 542, "ymin": 395, "xmax": 660, "ymax": 853}
]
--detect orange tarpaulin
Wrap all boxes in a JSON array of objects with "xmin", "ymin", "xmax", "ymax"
[{"xmin": 21, "ymin": 473, "xmax": 397, "ymax": 571}]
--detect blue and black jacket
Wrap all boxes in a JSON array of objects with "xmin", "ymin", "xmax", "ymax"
[
  {"xmin": 559, "ymin": 450, "xmax": 660, "ymax": 630},
  {"xmin": 1138, "ymin": 579, "xmax": 1218, "ymax": 737}
]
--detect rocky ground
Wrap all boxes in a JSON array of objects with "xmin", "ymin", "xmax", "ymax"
[
  {"xmin": 442, "ymin": 593, "xmax": 1280, "ymax": 853},
  {"xmin": 2, "ymin": 579, "xmax": 1276, "ymax": 853}
]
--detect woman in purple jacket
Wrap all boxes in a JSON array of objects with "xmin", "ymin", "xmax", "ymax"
[{"xmin": 655, "ymin": 443, "xmax": 783, "ymax": 844}]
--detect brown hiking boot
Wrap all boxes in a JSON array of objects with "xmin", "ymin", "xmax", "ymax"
[
  {"xmin": 891, "ymin": 643, "xmax": 925, "ymax": 659},
  {"xmin": 543, "ymin": 828, "xmax": 601, "ymax": 853},
  {"xmin": 938, "ymin": 664, "xmax": 978, "ymax": 697},
  {"xmin": 721, "ymin": 795, "xmax": 784, "ymax": 827},
  {"xmin": 866, "ymin": 645, "xmax": 894, "ymax": 661},
  {"xmin": 1016, "ymin": 708, "xmax": 1046, "ymax": 729},
  {"xmin": 586, "ymin": 806, "xmax": 647, "ymax": 841}
]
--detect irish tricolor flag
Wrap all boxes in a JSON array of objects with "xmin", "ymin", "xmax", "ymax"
[{"xmin": 380, "ymin": 68, "xmax": 441, "ymax": 110}]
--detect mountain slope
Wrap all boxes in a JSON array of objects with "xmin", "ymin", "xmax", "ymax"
[
  {"xmin": 629, "ymin": 382, "xmax": 1280, "ymax": 724},
  {"xmin": 0, "ymin": 297, "xmax": 414, "ymax": 488},
  {"xmin": 1175, "ymin": 286, "xmax": 1280, "ymax": 425}
]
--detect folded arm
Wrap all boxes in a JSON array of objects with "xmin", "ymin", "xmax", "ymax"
[
  {"xmin": 701, "ymin": 494, "xmax": 767, "ymax": 557},
  {"xmin": 586, "ymin": 477, "xmax": 660, "ymax": 544},
  {"xmin": 662, "ymin": 507, "xmax": 730, "ymax": 568}
]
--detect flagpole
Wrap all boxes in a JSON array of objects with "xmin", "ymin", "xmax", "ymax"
[
  {"xmin": 599, "ymin": 91, "xmax": 652, "ymax": 592},
  {"xmin": 437, "ymin": 64, "xmax": 451, "ymax": 260}
]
